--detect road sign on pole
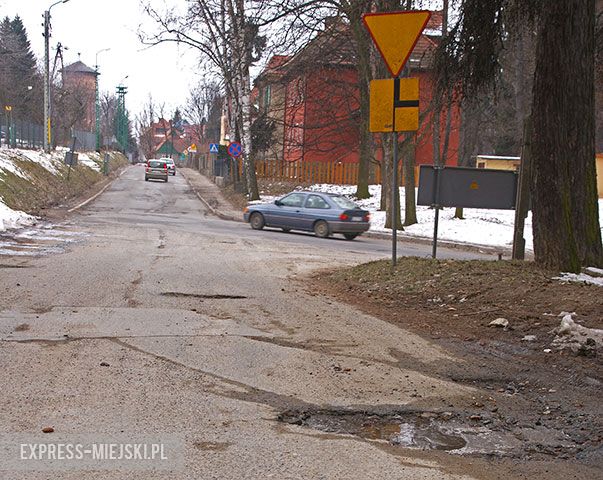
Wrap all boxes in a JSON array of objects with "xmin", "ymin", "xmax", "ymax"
[
  {"xmin": 362, "ymin": 10, "xmax": 431, "ymax": 77},
  {"xmin": 364, "ymin": 10, "xmax": 430, "ymax": 267},
  {"xmin": 369, "ymin": 77, "xmax": 419, "ymax": 132},
  {"xmin": 209, "ymin": 143, "xmax": 219, "ymax": 154},
  {"xmin": 227, "ymin": 141, "xmax": 242, "ymax": 158}
]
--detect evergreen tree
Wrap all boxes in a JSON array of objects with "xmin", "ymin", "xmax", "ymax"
[{"xmin": 0, "ymin": 15, "xmax": 42, "ymax": 122}]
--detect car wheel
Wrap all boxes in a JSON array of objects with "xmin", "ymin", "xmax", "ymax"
[
  {"xmin": 313, "ymin": 220, "xmax": 330, "ymax": 238},
  {"xmin": 250, "ymin": 212, "xmax": 265, "ymax": 230},
  {"xmin": 343, "ymin": 233, "xmax": 359, "ymax": 240},
  {"xmin": 145, "ymin": 176, "xmax": 148, "ymax": 181},
  {"xmin": 281, "ymin": 228, "xmax": 291, "ymax": 233},
  {"xmin": 165, "ymin": 178, "xmax": 168, "ymax": 183}
]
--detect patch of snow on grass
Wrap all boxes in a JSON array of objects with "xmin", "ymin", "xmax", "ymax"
[
  {"xmin": 78, "ymin": 153, "xmax": 101, "ymax": 172},
  {"xmin": 0, "ymin": 200, "xmax": 36, "ymax": 231},
  {"xmin": 0, "ymin": 155, "xmax": 28, "ymax": 179},
  {"xmin": 17, "ymin": 149, "xmax": 62, "ymax": 174},
  {"xmin": 554, "ymin": 272, "xmax": 603, "ymax": 287}
]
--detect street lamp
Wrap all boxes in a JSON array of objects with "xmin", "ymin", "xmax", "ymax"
[
  {"xmin": 95, "ymin": 47, "xmax": 110, "ymax": 151},
  {"xmin": 43, "ymin": 0, "xmax": 71, "ymax": 153}
]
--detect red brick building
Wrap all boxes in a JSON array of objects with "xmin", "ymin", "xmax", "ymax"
[
  {"xmin": 253, "ymin": 12, "xmax": 460, "ymax": 170},
  {"xmin": 62, "ymin": 60, "xmax": 97, "ymax": 132},
  {"xmin": 144, "ymin": 119, "xmax": 201, "ymax": 160}
]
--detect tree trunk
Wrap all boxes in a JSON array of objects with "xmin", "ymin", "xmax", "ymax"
[
  {"xmin": 432, "ymin": 106, "xmax": 441, "ymax": 166},
  {"xmin": 382, "ymin": 133, "xmax": 391, "ymax": 220},
  {"xmin": 379, "ymin": 141, "xmax": 387, "ymax": 211},
  {"xmin": 383, "ymin": 133, "xmax": 402, "ymax": 230},
  {"xmin": 240, "ymin": 67, "xmax": 259, "ymax": 200},
  {"xmin": 530, "ymin": 0, "xmax": 603, "ymax": 271},
  {"xmin": 403, "ymin": 133, "xmax": 417, "ymax": 226},
  {"xmin": 350, "ymin": 4, "xmax": 372, "ymax": 200}
]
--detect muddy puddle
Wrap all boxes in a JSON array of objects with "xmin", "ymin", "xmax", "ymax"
[{"xmin": 279, "ymin": 410, "xmax": 576, "ymax": 457}]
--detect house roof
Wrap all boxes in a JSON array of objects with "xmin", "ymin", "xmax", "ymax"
[
  {"xmin": 255, "ymin": 10, "xmax": 442, "ymax": 82},
  {"xmin": 63, "ymin": 60, "xmax": 97, "ymax": 75}
]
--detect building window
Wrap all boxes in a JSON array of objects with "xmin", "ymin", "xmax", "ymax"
[{"xmin": 477, "ymin": 162, "xmax": 485, "ymax": 169}]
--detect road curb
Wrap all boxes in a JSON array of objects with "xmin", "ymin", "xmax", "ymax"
[
  {"xmin": 179, "ymin": 170, "xmax": 243, "ymax": 222},
  {"xmin": 363, "ymin": 230, "xmax": 511, "ymax": 257},
  {"xmin": 67, "ymin": 166, "xmax": 130, "ymax": 213}
]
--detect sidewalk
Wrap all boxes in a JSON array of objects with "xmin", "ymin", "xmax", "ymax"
[{"xmin": 179, "ymin": 167, "xmax": 243, "ymax": 222}]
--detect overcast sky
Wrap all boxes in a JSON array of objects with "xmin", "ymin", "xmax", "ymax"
[{"xmin": 0, "ymin": 0, "xmax": 202, "ymax": 119}]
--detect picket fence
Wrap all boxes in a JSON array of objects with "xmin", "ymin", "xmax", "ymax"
[{"xmin": 241, "ymin": 159, "xmax": 419, "ymax": 186}]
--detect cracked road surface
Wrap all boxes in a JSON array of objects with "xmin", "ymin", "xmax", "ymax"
[{"xmin": 1, "ymin": 167, "xmax": 536, "ymax": 479}]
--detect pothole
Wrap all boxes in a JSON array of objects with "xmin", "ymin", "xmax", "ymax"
[
  {"xmin": 278, "ymin": 409, "xmax": 576, "ymax": 457},
  {"xmin": 161, "ymin": 292, "xmax": 248, "ymax": 300}
]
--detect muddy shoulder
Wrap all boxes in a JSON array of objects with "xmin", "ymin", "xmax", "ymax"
[{"xmin": 306, "ymin": 258, "xmax": 602, "ymax": 473}]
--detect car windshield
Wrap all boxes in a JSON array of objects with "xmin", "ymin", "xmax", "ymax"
[
  {"xmin": 149, "ymin": 161, "xmax": 165, "ymax": 168},
  {"xmin": 330, "ymin": 195, "xmax": 359, "ymax": 209}
]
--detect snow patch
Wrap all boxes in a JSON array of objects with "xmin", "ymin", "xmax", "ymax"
[
  {"xmin": 0, "ymin": 156, "xmax": 28, "ymax": 179},
  {"xmin": 16, "ymin": 149, "xmax": 62, "ymax": 174},
  {"xmin": 554, "ymin": 271, "xmax": 603, "ymax": 287},
  {"xmin": 0, "ymin": 200, "xmax": 36, "ymax": 231},
  {"xmin": 551, "ymin": 313, "xmax": 603, "ymax": 355},
  {"xmin": 78, "ymin": 153, "xmax": 101, "ymax": 172}
]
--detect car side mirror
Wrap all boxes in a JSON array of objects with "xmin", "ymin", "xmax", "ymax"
[{"xmin": 274, "ymin": 199, "xmax": 282, "ymax": 206}]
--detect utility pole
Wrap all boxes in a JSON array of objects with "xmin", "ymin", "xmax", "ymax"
[
  {"xmin": 116, "ymin": 83, "xmax": 128, "ymax": 152},
  {"xmin": 95, "ymin": 48, "xmax": 110, "ymax": 152},
  {"xmin": 43, "ymin": 0, "xmax": 71, "ymax": 153}
]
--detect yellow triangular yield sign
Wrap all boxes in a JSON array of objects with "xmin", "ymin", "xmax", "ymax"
[{"xmin": 363, "ymin": 10, "xmax": 431, "ymax": 77}]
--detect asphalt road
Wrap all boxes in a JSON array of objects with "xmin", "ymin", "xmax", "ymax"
[
  {"xmin": 0, "ymin": 167, "xmax": 507, "ymax": 479},
  {"xmin": 82, "ymin": 166, "xmax": 491, "ymax": 260}
]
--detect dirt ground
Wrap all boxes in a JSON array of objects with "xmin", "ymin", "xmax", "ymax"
[{"xmin": 312, "ymin": 258, "xmax": 602, "ymax": 470}]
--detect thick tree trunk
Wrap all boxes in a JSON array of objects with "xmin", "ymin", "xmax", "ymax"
[
  {"xmin": 383, "ymin": 133, "xmax": 402, "ymax": 230},
  {"xmin": 403, "ymin": 134, "xmax": 417, "ymax": 226},
  {"xmin": 382, "ymin": 134, "xmax": 392, "ymax": 220},
  {"xmin": 379, "ymin": 142, "xmax": 387, "ymax": 211},
  {"xmin": 432, "ymin": 106, "xmax": 441, "ymax": 166},
  {"xmin": 241, "ymin": 67, "xmax": 259, "ymax": 201},
  {"xmin": 530, "ymin": 0, "xmax": 603, "ymax": 271},
  {"xmin": 350, "ymin": 6, "xmax": 372, "ymax": 200}
]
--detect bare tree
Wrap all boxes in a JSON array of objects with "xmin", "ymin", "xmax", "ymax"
[{"xmin": 135, "ymin": 94, "xmax": 159, "ymax": 160}]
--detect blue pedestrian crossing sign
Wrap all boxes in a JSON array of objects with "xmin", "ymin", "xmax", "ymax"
[{"xmin": 209, "ymin": 143, "xmax": 219, "ymax": 154}]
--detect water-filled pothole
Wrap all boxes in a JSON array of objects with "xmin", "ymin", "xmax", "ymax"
[{"xmin": 278, "ymin": 409, "xmax": 575, "ymax": 457}]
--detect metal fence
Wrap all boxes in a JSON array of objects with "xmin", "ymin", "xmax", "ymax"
[
  {"xmin": 71, "ymin": 130, "xmax": 96, "ymax": 151},
  {"xmin": 1, "ymin": 120, "xmax": 44, "ymax": 149},
  {"xmin": 0, "ymin": 119, "xmax": 96, "ymax": 151}
]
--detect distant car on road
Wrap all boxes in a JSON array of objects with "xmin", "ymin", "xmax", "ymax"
[
  {"xmin": 243, "ymin": 191, "xmax": 370, "ymax": 240},
  {"xmin": 145, "ymin": 159, "xmax": 169, "ymax": 182},
  {"xmin": 161, "ymin": 157, "xmax": 176, "ymax": 176}
]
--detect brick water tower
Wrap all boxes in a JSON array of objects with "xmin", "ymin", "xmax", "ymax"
[{"xmin": 62, "ymin": 60, "xmax": 98, "ymax": 132}]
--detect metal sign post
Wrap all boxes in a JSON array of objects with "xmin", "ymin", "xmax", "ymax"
[{"xmin": 392, "ymin": 131, "xmax": 398, "ymax": 266}]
